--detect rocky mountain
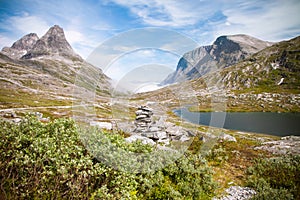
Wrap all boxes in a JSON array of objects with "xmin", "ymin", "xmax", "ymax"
[
  {"xmin": 137, "ymin": 35, "xmax": 300, "ymax": 113},
  {"xmin": 1, "ymin": 33, "xmax": 39, "ymax": 59},
  {"xmin": 0, "ymin": 25, "xmax": 111, "ymax": 118},
  {"xmin": 23, "ymin": 25, "xmax": 82, "ymax": 60},
  {"xmin": 2, "ymin": 25, "xmax": 82, "ymax": 61},
  {"xmin": 215, "ymin": 35, "xmax": 300, "ymax": 91},
  {"xmin": 161, "ymin": 34, "xmax": 273, "ymax": 85}
]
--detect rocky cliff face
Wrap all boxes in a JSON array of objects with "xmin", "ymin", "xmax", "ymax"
[
  {"xmin": 1, "ymin": 25, "xmax": 82, "ymax": 61},
  {"xmin": 161, "ymin": 34, "xmax": 273, "ymax": 85},
  {"xmin": 138, "ymin": 35, "xmax": 300, "ymax": 113},
  {"xmin": 1, "ymin": 33, "xmax": 39, "ymax": 59},
  {"xmin": 22, "ymin": 25, "xmax": 82, "ymax": 60}
]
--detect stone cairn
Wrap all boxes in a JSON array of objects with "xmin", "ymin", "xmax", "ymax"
[
  {"xmin": 131, "ymin": 105, "xmax": 169, "ymax": 144},
  {"xmin": 134, "ymin": 105, "xmax": 153, "ymax": 132},
  {"xmin": 125, "ymin": 105, "xmax": 194, "ymax": 145}
]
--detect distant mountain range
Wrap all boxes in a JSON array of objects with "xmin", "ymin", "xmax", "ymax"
[
  {"xmin": 161, "ymin": 34, "xmax": 273, "ymax": 85},
  {"xmin": 0, "ymin": 25, "xmax": 110, "ymax": 116},
  {"xmin": 137, "ymin": 35, "xmax": 300, "ymax": 112},
  {"xmin": 1, "ymin": 25, "xmax": 299, "ymax": 115}
]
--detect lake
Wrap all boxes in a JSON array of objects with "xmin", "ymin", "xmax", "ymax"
[{"xmin": 174, "ymin": 107, "xmax": 300, "ymax": 136}]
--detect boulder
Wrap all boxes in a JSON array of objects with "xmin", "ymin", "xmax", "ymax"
[
  {"xmin": 142, "ymin": 131, "xmax": 168, "ymax": 140},
  {"xmin": 90, "ymin": 121, "xmax": 112, "ymax": 130},
  {"xmin": 125, "ymin": 135, "xmax": 156, "ymax": 145},
  {"xmin": 219, "ymin": 133, "xmax": 237, "ymax": 142},
  {"xmin": 149, "ymin": 126, "xmax": 162, "ymax": 132}
]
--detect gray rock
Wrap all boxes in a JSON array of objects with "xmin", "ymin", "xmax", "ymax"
[
  {"xmin": 22, "ymin": 25, "xmax": 82, "ymax": 60},
  {"xmin": 149, "ymin": 126, "xmax": 162, "ymax": 132},
  {"xmin": 136, "ymin": 114, "xmax": 149, "ymax": 120},
  {"xmin": 219, "ymin": 133, "xmax": 237, "ymax": 142},
  {"xmin": 1, "ymin": 33, "xmax": 39, "ymax": 59},
  {"xmin": 166, "ymin": 125, "xmax": 182, "ymax": 136},
  {"xmin": 116, "ymin": 122, "xmax": 135, "ymax": 133},
  {"xmin": 178, "ymin": 135, "xmax": 190, "ymax": 142},
  {"xmin": 254, "ymin": 136, "xmax": 300, "ymax": 155},
  {"xmin": 125, "ymin": 135, "xmax": 156, "ymax": 146},
  {"xmin": 282, "ymin": 135, "xmax": 300, "ymax": 141},
  {"xmin": 139, "ymin": 106, "xmax": 153, "ymax": 113},
  {"xmin": 155, "ymin": 117, "xmax": 166, "ymax": 128},
  {"xmin": 135, "ymin": 110, "xmax": 151, "ymax": 116},
  {"xmin": 213, "ymin": 186, "xmax": 256, "ymax": 200},
  {"xmin": 156, "ymin": 131, "xmax": 168, "ymax": 140},
  {"xmin": 157, "ymin": 138, "xmax": 170, "ymax": 145},
  {"xmin": 12, "ymin": 118, "xmax": 22, "ymax": 123},
  {"xmin": 186, "ymin": 130, "xmax": 196, "ymax": 137},
  {"xmin": 142, "ymin": 131, "xmax": 168, "ymax": 140},
  {"xmin": 90, "ymin": 121, "xmax": 112, "ymax": 130},
  {"xmin": 129, "ymin": 106, "xmax": 193, "ymax": 144}
]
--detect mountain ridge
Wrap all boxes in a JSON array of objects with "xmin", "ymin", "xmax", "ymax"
[
  {"xmin": 1, "ymin": 33, "xmax": 39, "ymax": 59},
  {"xmin": 138, "ymin": 35, "xmax": 300, "ymax": 113},
  {"xmin": 0, "ymin": 25, "xmax": 111, "ymax": 117},
  {"xmin": 161, "ymin": 34, "xmax": 273, "ymax": 85},
  {"xmin": 1, "ymin": 25, "xmax": 82, "ymax": 61}
]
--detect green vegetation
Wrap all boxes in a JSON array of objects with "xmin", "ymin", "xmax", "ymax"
[
  {"xmin": 0, "ymin": 116, "xmax": 217, "ymax": 199},
  {"xmin": 1, "ymin": 114, "xmax": 299, "ymax": 199},
  {"xmin": 246, "ymin": 155, "xmax": 300, "ymax": 200}
]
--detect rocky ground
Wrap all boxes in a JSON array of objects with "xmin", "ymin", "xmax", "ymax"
[
  {"xmin": 213, "ymin": 186, "xmax": 256, "ymax": 200},
  {"xmin": 254, "ymin": 135, "xmax": 300, "ymax": 155}
]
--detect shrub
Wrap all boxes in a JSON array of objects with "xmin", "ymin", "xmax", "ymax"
[
  {"xmin": 0, "ymin": 116, "xmax": 139, "ymax": 199},
  {"xmin": 246, "ymin": 155, "xmax": 300, "ymax": 200},
  {"xmin": 0, "ymin": 116, "xmax": 217, "ymax": 199}
]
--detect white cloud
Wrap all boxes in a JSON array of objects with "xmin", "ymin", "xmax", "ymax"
[
  {"xmin": 214, "ymin": 0, "xmax": 300, "ymax": 41},
  {"xmin": 105, "ymin": 49, "xmax": 176, "ymax": 80},
  {"xmin": 109, "ymin": 0, "xmax": 220, "ymax": 27},
  {"xmin": 7, "ymin": 13, "xmax": 50, "ymax": 37},
  {"xmin": 0, "ymin": 35, "xmax": 15, "ymax": 48},
  {"xmin": 109, "ymin": 0, "xmax": 300, "ymax": 44},
  {"xmin": 112, "ymin": 63, "xmax": 174, "ymax": 92},
  {"xmin": 65, "ymin": 30, "xmax": 86, "ymax": 44},
  {"xmin": 134, "ymin": 83, "xmax": 163, "ymax": 93},
  {"xmin": 64, "ymin": 29, "xmax": 98, "ymax": 58}
]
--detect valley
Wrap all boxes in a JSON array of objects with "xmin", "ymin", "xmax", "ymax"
[{"xmin": 0, "ymin": 25, "xmax": 299, "ymax": 199}]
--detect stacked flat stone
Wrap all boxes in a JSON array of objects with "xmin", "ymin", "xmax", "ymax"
[
  {"xmin": 125, "ymin": 105, "xmax": 194, "ymax": 146},
  {"xmin": 133, "ymin": 106, "xmax": 169, "ymax": 143},
  {"xmin": 134, "ymin": 106, "xmax": 153, "ymax": 132}
]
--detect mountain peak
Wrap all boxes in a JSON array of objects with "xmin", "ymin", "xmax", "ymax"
[
  {"xmin": 162, "ymin": 34, "xmax": 273, "ymax": 85},
  {"xmin": 1, "ymin": 25, "xmax": 82, "ymax": 61},
  {"xmin": 22, "ymin": 25, "xmax": 82, "ymax": 60},
  {"xmin": 11, "ymin": 33, "xmax": 39, "ymax": 51},
  {"xmin": 43, "ymin": 25, "xmax": 66, "ymax": 41},
  {"xmin": 1, "ymin": 33, "xmax": 39, "ymax": 59}
]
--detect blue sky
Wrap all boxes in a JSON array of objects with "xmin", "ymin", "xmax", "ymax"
[
  {"xmin": 1, "ymin": 0, "xmax": 300, "ymax": 92},
  {"xmin": 1, "ymin": 0, "xmax": 300, "ymax": 58}
]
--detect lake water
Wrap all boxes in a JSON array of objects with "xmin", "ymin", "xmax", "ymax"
[{"xmin": 174, "ymin": 107, "xmax": 300, "ymax": 136}]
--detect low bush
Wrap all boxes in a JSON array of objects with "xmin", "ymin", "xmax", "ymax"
[
  {"xmin": 0, "ymin": 116, "xmax": 217, "ymax": 199},
  {"xmin": 246, "ymin": 155, "xmax": 300, "ymax": 200}
]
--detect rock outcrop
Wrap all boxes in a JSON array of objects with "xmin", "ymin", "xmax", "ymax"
[
  {"xmin": 1, "ymin": 25, "xmax": 82, "ymax": 61},
  {"xmin": 22, "ymin": 25, "xmax": 82, "ymax": 60},
  {"xmin": 254, "ymin": 136, "xmax": 300, "ymax": 155},
  {"xmin": 213, "ymin": 186, "xmax": 256, "ymax": 200},
  {"xmin": 1, "ymin": 33, "xmax": 39, "ymax": 59},
  {"xmin": 161, "ymin": 34, "xmax": 273, "ymax": 85}
]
